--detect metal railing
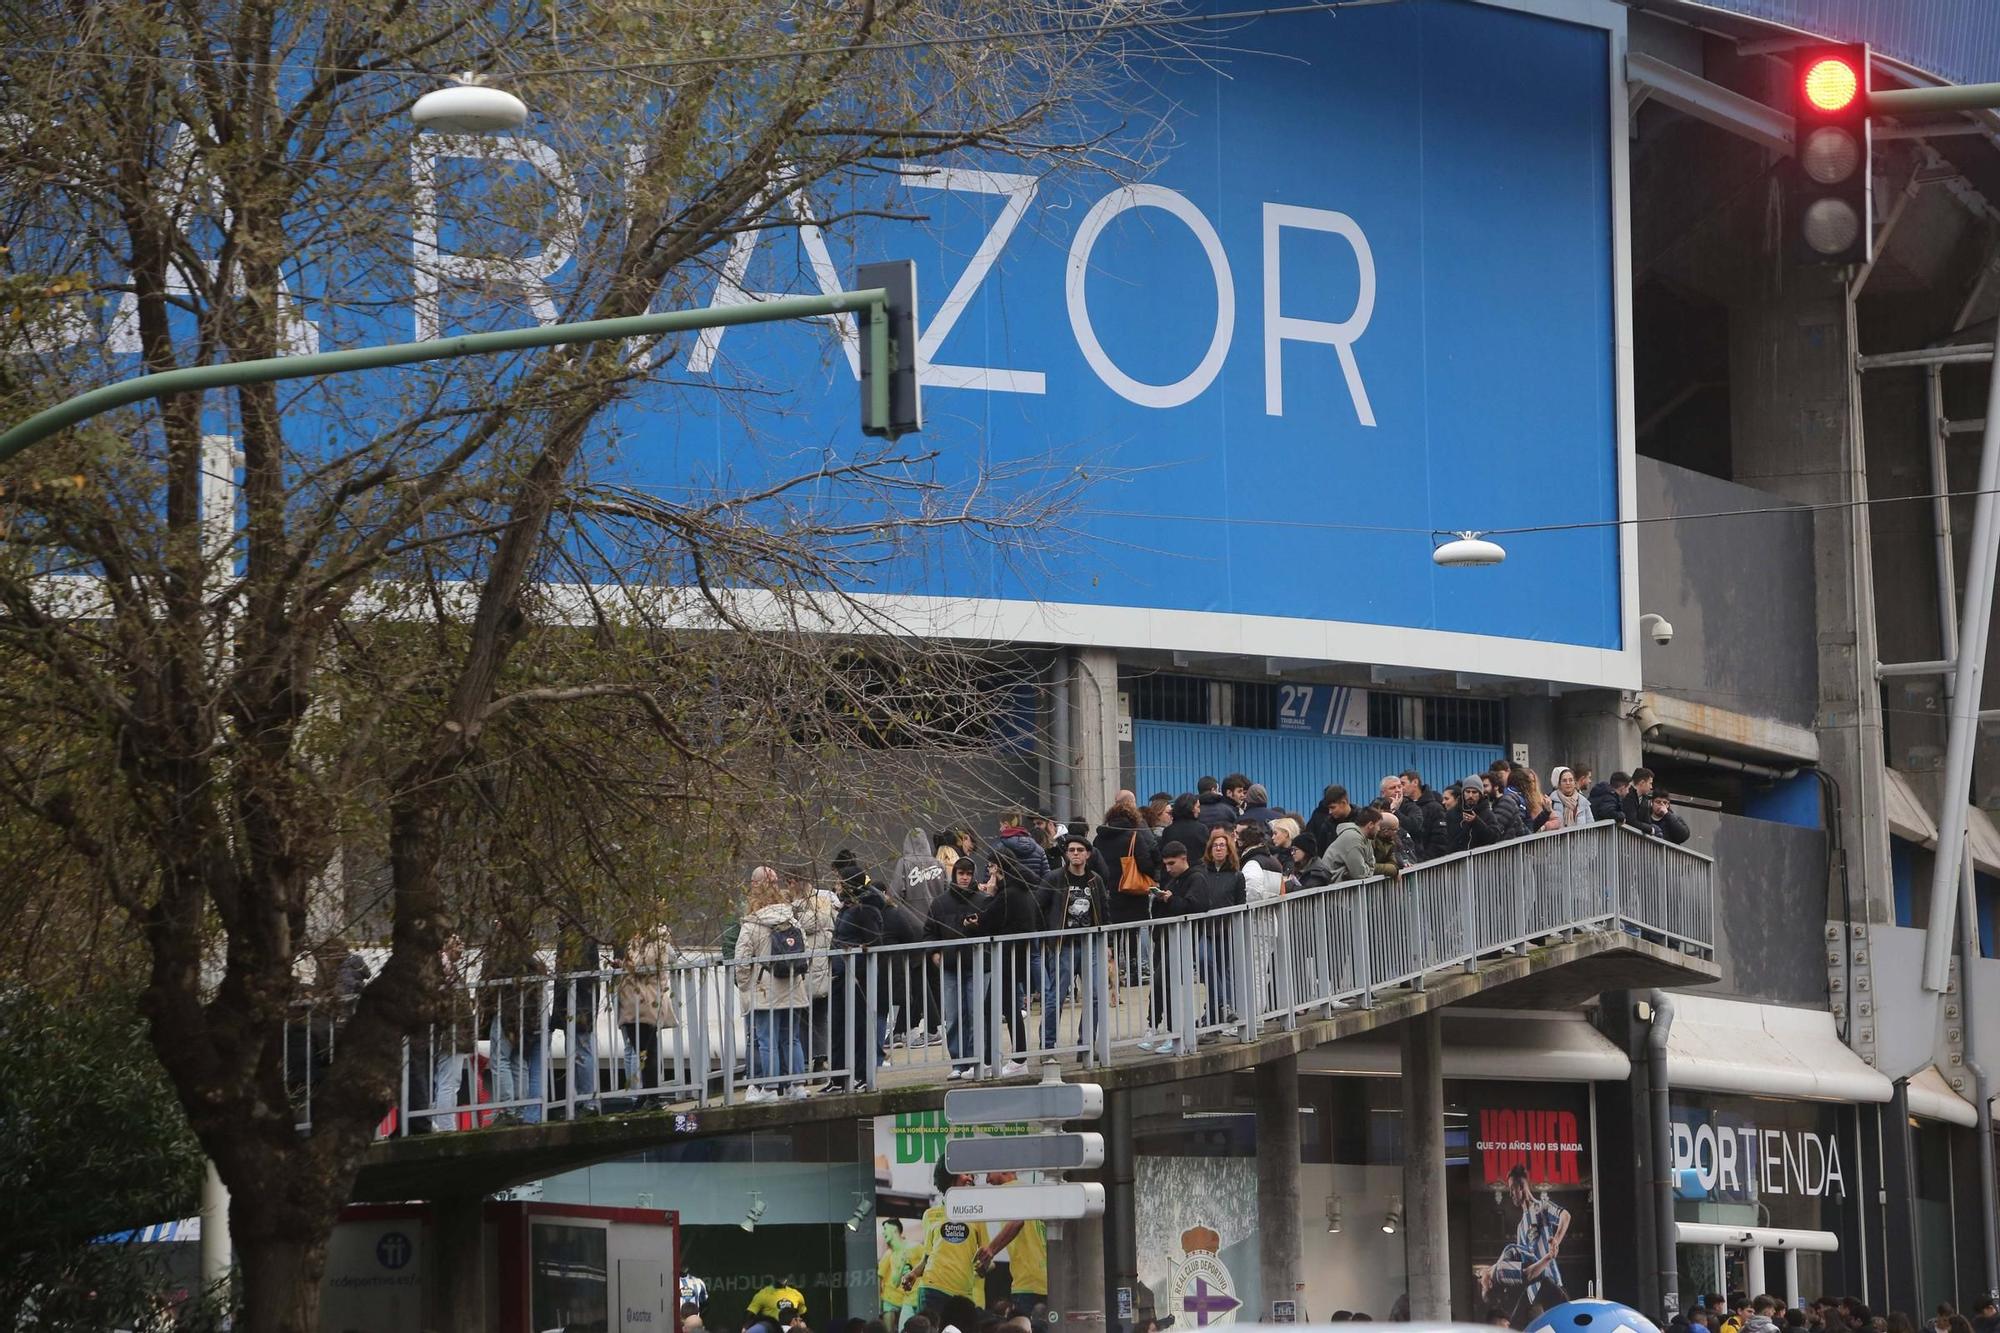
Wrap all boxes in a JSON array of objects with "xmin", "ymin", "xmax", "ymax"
[{"xmin": 283, "ymin": 822, "xmax": 1711, "ymax": 1136}]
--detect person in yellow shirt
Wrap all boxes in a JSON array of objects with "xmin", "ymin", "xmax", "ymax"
[
  {"xmin": 880, "ymin": 1220, "xmax": 920, "ymax": 1331},
  {"xmin": 904, "ymin": 1163, "xmax": 988, "ymax": 1318},
  {"xmin": 746, "ymin": 1278, "xmax": 806, "ymax": 1328},
  {"xmin": 977, "ymin": 1172, "xmax": 1047, "ymax": 1315}
]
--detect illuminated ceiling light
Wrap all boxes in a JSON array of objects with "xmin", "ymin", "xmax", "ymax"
[
  {"xmin": 740, "ymin": 1191, "xmax": 766, "ymax": 1233},
  {"xmin": 1432, "ymin": 532, "xmax": 1507, "ymax": 567},
  {"xmin": 1381, "ymin": 1196, "xmax": 1403, "ymax": 1235}
]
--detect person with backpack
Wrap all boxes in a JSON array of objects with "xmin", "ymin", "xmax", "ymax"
[{"xmin": 734, "ymin": 872, "xmax": 817, "ymax": 1102}]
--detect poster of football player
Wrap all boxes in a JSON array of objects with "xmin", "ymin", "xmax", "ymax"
[{"xmin": 1467, "ymin": 1098, "xmax": 1596, "ymax": 1327}]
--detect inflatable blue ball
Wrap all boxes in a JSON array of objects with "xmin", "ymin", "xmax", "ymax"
[{"xmin": 1527, "ymin": 1299, "xmax": 1663, "ymax": 1333}]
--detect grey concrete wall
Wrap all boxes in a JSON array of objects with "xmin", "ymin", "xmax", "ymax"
[
  {"xmin": 1672, "ymin": 809, "xmax": 1830, "ymax": 1008},
  {"xmin": 1636, "ymin": 456, "xmax": 1818, "ymax": 726}
]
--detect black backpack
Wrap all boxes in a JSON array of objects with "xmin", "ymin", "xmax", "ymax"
[{"xmin": 764, "ymin": 918, "xmax": 811, "ymax": 977}]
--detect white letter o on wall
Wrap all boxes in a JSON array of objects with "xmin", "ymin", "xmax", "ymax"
[{"xmin": 1065, "ymin": 184, "xmax": 1235, "ymax": 408}]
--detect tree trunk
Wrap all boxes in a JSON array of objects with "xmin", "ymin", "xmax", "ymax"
[{"xmin": 233, "ymin": 1205, "xmax": 332, "ymax": 1333}]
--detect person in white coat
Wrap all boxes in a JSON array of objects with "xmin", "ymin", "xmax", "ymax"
[{"xmin": 1545, "ymin": 766, "xmax": 1595, "ymax": 832}]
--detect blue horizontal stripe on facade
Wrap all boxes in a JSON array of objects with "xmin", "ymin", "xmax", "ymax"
[
  {"xmin": 1691, "ymin": 0, "xmax": 2000, "ymax": 87},
  {"xmin": 1132, "ymin": 719, "xmax": 1503, "ymax": 818}
]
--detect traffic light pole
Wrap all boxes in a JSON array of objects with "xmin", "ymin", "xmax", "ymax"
[{"xmin": 0, "ymin": 287, "xmax": 895, "ymax": 465}]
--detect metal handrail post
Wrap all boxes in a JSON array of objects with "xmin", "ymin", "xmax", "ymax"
[
  {"xmin": 1352, "ymin": 887, "xmax": 1376, "ymax": 1009},
  {"xmin": 864, "ymin": 949, "xmax": 881, "ymax": 1091}
]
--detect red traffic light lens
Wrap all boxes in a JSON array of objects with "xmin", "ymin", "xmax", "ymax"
[{"xmin": 1803, "ymin": 56, "xmax": 1860, "ymax": 112}]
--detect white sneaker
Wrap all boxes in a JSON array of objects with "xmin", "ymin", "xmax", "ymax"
[
  {"xmin": 788, "ymin": 1085, "xmax": 812, "ymax": 1100},
  {"xmin": 1136, "ymin": 1038, "xmax": 1158, "ymax": 1053},
  {"xmin": 948, "ymin": 1066, "xmax": 975, "ymax": 1081},
  {"xmin": 1000, "ymin": 1059, "xmax": 1028, "ymax": 1076},
  {"xmin": 740, "ymin": 1086, "xmax": 777, "ymax": 1104},
  {"xmin": 1154, "ymin": 1039, "xmax": 1178, "ymax": 1056}
]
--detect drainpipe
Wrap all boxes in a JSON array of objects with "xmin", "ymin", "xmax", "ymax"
[
  {"xmin": 1050, "ymin": 652, "xmax": 1073, "ymax": 822},
  {"xmin": 1961, "ymin": 857, "xmax": 2000, "ymax": 1300},
  {"xmin": 1641, "ymin": 740, "xmax": 1802, "ymax": 782},
  {"xmin": 1648, "ymin": 991, "xmax": 1680, "ymax": 1320}
]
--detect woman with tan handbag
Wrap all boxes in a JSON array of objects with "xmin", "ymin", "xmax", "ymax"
[{"xmin": 1091, "ymin": 795, "xmax": 1160, "ymax": 997}]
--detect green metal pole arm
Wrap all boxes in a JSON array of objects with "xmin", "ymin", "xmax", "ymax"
[
  {"xmin": 1872, "ymin": 83, "xmax": 2000, "ymax": 115},
  {"xmin": 0, "ymin": 287, "xmax": 890, "ymax": 465}
]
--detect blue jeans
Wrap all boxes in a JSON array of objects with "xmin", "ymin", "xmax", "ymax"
[
  {"xmin": 940, "ymin": 957, "xmax": 987, "ymax": 1066},
  {"xmin": 570, "ymin": 1023, "xmax": 598, "ymax": 1104},
  {"xmin": 750, "ymin": 1008, "xmax": 805, "ymax": 1082},
  {"xmin": 488, "ymin": 1014, "xmax": 544, "ymax": 1123},
  {"xmin": 1042, "ymin": 940, "xmax": 1107, "ymax": 1049}
]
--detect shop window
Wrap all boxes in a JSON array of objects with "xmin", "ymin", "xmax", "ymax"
[{"xmin": 1130, "ymin": 673, "xmax": 1210, "ymax": 725}]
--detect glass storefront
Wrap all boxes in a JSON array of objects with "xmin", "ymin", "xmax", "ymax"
[
  {"xmin": 1300, "ymin": 1076, "xmax": 1600, "ymax": 1327},
  {"xmin": 1668, "ymin": 1093, "xmax": 1860, "ymax": 1306},
  {"xmin": 538, "ymin": 1124, "xmax": 877, "ymax": 1332}
]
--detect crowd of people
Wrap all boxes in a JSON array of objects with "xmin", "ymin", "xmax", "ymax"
[
  {"xmin": 382, "ymin": 757, "xmax": 1696, "ymax": 1120},
  {"xmin": 715, "ymin": 760, "xmax": 1692, "ymax": 1099},
  {"xmin": 1663, "ymin": 1293, "xmax": 1995, "ymax": 1333}
]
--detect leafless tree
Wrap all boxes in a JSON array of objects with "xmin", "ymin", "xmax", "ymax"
[{"xmin": 0, "ymin": 1, "xmax": 1168, "ymax": 1327}]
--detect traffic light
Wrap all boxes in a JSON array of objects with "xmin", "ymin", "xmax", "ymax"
[
  {"xmin": 1791, "ymin": 44, "xmax": 1871, "ymax": 265},
  {"xmin": 857, "ymin": 259, "xmax": 922, "ymax": 439}
]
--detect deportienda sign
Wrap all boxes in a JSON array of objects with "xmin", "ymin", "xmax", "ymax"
[{"xmin": 1670, "ymin": 1116, "xmax": 1846, "ymax": 1200}]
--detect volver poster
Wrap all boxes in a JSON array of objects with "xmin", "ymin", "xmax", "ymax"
[{"xmin": 1466, "ymin": 1092, "xmax": 1596, "ymax": 1328}]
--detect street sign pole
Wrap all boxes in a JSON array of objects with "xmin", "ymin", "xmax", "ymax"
[{"xmin": 942, "ymin": 1065, "xmax": 1106, "ymax": 1222}]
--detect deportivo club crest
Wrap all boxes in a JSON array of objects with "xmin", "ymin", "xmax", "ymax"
[{"xmin": 1169, "ymin": 1225, "xmax": 1240, "ymax": 1328}]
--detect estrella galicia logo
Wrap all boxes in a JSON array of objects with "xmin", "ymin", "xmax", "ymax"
[
  {"xmin": 376, "ymin": 1231, "xmax": 413, "ymax": 1270},
  {"xmin": 941, "ymin": 1222, "xmax": 970, "ymax": 1244}
]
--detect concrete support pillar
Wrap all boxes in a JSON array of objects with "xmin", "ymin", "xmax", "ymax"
[
  {"xmin": 1072, "ymin": 648, "xmax": 1122, "ymax": 824},
  {"xmin": 427, "ymin": 1193, "xmax": 488, "ymax": 1333},
  {"xmin": 1256, "ymin": 1055, "xmax": 1304, "ymax": 1324},
  {"xmin": 1557, "ymin": 689, "xmax": 1641, "ymax": 780},
  {"xmin": 1401, "ymin": 1013, "xmax": 1449, "ymax": 1321},
  {"xmin": 1730, "ymin": 269, "xmax": 1893, "ymax": 928},
  {"xmin": 1049, "ymin": 1214, "xmax": 1108, "ymax": 1333},
  {"xmin": 1105, "ymin": 1090, "xmax": 1139, "ymax": 1331}
]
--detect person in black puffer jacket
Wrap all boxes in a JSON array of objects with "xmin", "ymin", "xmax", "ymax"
[
  {"xmin": 1186, "ymin": 827, "xmax": 1247, "ymax": 1028},
  {"xmin": 991, "ymin": 811, "xmax": 1050, "ymax": 881},
  {"xmin": 984, "ymin": 849, "xmax": 1046, "ymax": 1072},
  {"xmin": 1423, "ymin": 787, "xmax": 1460, "ymax": 859},
  {"xmin": 1481, "ymin": 774, "xmax": 1527, "ymax": 840},
  {"xmin": 1450, "ymin": 782, "xmax": 1501, "ymax": 854},
  {"xmin": 1161, "ymin": 794, "xmax": 1211, "ymax": 875},
  {"xmin": 925, "ymin": 858, "xmax": 995, "ymax": 1075},
  {"xmin": 829, "ymin": 851, "xmax": 888, "ymax": 1077},
  {"xmin": 1588, "ymin": 773, "xmax": 1629, "ymax": 825}
]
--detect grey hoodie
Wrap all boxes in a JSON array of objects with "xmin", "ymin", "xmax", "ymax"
[
  {"xmin": 890, "ymin": 827, "xmax": 948, "ymax": 915},
  {"xmin": 1312, "ymin": 821, "xmax": 1376, "ymax": 884}
]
